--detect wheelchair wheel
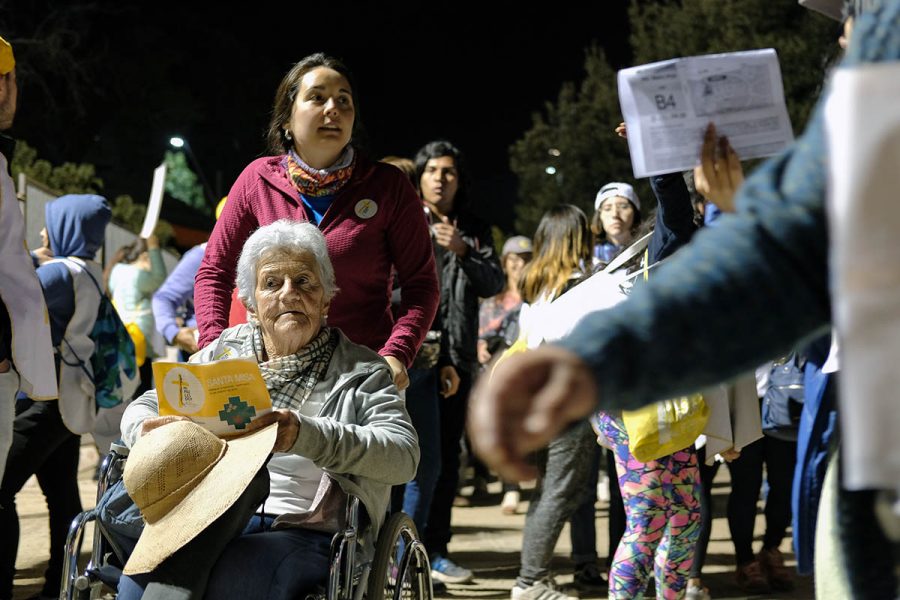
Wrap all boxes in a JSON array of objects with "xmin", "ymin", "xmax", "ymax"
[{"xmin": 367, "ymin": 513, "xmax": 432, "ymax": 600}]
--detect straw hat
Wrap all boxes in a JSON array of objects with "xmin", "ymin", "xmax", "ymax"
[{"xmin": 123, "ymin": 420, "xmax": 277, "ymax": 575}]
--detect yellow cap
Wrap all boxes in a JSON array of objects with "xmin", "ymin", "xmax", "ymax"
[
  {"xmin": 0, "ymin": 36, "xmax": 14, "ymax": 76},
  {"xmin": 215, "ymin": 196, "xmax": 228, "ymax": 220}
]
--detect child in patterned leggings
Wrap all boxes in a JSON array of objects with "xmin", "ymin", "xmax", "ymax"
[{"xmin": 598, "ymin": 413, "xmax": 702, "ymax": 599}]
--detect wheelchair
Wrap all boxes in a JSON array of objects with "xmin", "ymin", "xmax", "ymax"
[{"xmin": 61, "ymin": 445, "xmax": 433, "ymax": 600}]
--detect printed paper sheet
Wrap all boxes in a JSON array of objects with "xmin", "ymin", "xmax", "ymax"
[
  {"xmin": 153, "ymin": 357, "xmax": 271, "ymax": 436},
  {"xmin": 618, "ymin": 49, "xmax": 794, "ymax": 178}
]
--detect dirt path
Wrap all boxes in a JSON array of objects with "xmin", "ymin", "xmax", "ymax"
[{"xmin": 13, "ymin": 437, "xmax": 814, "ymax": 599}]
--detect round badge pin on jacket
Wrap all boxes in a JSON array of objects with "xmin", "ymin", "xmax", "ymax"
[{"xmin": 355, "ymin": 199, "xmax": 377, "ymax": 219}]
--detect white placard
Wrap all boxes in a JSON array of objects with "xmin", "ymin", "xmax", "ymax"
[
  {"xmin": 140, "ymin": 163, "xmax": 167, "ymax": 238},
  {"xmin": 618, "ymin": 49, "xmax": 794, "ymax": 178},
  {"xmin": 826, "ymin": 63, "xmax": 900, "ymax": 493}
]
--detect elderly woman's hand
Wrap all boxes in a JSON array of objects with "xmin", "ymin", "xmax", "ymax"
[
  {"xmin": 244, "ymin": 409, "xmax": 300, "ymax": 452},
  {"xmin": 140, "ymin": 415, "xmax": 191, "ymax": 437}
]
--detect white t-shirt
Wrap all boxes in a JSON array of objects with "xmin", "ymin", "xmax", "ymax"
[{"xmin": 258, "ymin": 394, "xmax": 326, "ymax": 516}]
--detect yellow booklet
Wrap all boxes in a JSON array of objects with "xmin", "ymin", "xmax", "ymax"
[{"xmin": 152, "ymin": 358, "xmax": 272, "ymax": 436}]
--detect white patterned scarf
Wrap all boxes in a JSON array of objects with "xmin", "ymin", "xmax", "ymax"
[{"xmin": 242, "ymin": 327, "xmax": 337, "ymax": 412}]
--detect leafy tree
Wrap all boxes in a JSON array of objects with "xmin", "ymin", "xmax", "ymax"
[
  {"xmin": 11, "ymin": 139, "xmax": 103, "ymax": 194},
  {"xmin": 491, "ymin": 225, "xmax": 506, "ymax": 257},
  {"xmin": 510, "ymin": 46, "xmax": 636, "ymax": 235},
  {"xmin": 510, "ymin": 0, "xmax": 838, "ymax": 235},
  {"xmin": 164, "ymin": 150, "xmax": 210, "ymax": 216},
  {"xmin": 11, "ymin": 140, "xmax": 175, "ymax": 247},
  {"xmin": 629, "ymin": 0, "xmax": 837, "ymax": 131}
]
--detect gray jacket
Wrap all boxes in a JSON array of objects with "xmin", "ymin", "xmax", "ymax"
[{"xmin": 121, "ymin": 324, "xmax": 419, "ymax": 537}]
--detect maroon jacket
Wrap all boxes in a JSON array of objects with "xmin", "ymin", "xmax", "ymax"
[{"xmin": 195, "ymin": 155, "xmax": 439, "ymax": 367}]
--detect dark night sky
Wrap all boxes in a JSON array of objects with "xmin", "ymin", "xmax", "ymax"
[{"xmin": 6, "ymin": 1, "xmax": 631, "ymax": 235}]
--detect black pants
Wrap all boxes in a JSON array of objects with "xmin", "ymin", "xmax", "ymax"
[
  {"xmin": 118, "ymin": 467, "xmax": 274, "ymax": 600},
  {"xmin": 605, "ymin": 448, "xmax": 626, "ymax": 569},
  {"xmin": 837, "ymin": 455, "xmax": 899, "ymax": 600},
  {"xmin": 691, "ymin": 435, "xmax": 796, "ymax": 577},
  {"xmin": 0, "ymin": 298, "xmax": 11, "ymax": 364},
  {"xmin": 423, "ymin": 367, "xmax": 472, "ymax": 557},
  {"xmin": 0, "ymin": 398, "xmax": 82, "ymax": 599}
]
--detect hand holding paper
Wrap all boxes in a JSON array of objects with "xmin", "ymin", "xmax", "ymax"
[
  {"xmin": 242, "ymin": 409, "xmax": 300, "ymax": 452},
  {"xmin": 693, "ymin": 122, "xmax": 744, "ymax": 213},
  {"xmin": 153, "ymin": 357, "xmax": 272, "ymax": 436},
  {"xmin": 618, "ymin": 49, "xmax": 793, "ymax": 178}
]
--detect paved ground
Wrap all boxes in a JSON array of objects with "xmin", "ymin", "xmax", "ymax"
[{"xmin": 13, "ymin": 437, "xmax": 814, "ymax": 599}]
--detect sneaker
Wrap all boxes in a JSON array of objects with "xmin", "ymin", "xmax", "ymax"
[
  {"xmin": 685, "ymin": 583, "xmax": 711, "ymax": 600},
  {"xmin": 572, "ymin": 562, "xmax": 606, "ymax": 592},
  {"xmin": 757, "ymin": 547, "xmax": 795, "ymax": 591},
  {"xmin": 431, "ymin": 555, "xmax": 474, "ymax": 584},
  {"xmin": 501, "ymin": 490, "xmax": 521, "ymax": 515},
  {"xmin": 511, "ymin": 580, "xmax": 579, "ymax": 600},
  {"xmin": 734, "ymin": 559, "xmax": 771, "ymax": 594}
]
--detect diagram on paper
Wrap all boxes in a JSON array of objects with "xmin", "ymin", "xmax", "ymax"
[{"xmin": 689, "ymin": 65, "xmax": 773, "ymax": 116}]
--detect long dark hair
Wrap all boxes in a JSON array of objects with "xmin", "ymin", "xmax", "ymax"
[
  {"xmin": 519, "ymin": 204, "xmax": 591, "ymax": 303},
  {"xmin": 414, "ymin": 140, "xmax": 470, "ymax": 211},
  {"xmin": 266, "ymin": 53, "xmax": 364, "ymax": 155},
  {"xmin": 103, "ymin": 238, "xmax": 147, "ymax": 287}
]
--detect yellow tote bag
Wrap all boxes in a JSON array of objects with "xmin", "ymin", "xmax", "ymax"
[
  {"xmin": 490, "ymin": 301, "xmax": 538, "ymax": 377},
  {"xmin": 125, "ymin": 322, "xmax": 146, "ymax": 367},
  {"xmin": 489, "ymin": 337, "xmax": 529, "ymax": 380},
  {"xmin": 622, "ymin": 394, "xmax": 709, "ymax": 462}
]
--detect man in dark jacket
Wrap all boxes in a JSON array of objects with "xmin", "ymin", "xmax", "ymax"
[{"xmin": 410, "ymin": 140, "xmax": 503, "ymax": 585}]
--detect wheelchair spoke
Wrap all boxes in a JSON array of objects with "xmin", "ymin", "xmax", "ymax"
[{"xmin": 369, "ymin": 513, "xmax": 432, "ymax": 599}]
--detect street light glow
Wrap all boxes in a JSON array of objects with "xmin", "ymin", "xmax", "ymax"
[
  {"xmin": 545, "ymin": 166, "xmax": 557, "ymax": 175},
  {"xmin": 166, "ymin": 134, "xmax": 217, "ymax": 205},
  {"xmin": 548, "ymin": 148, "xmax": 561, "ymax": 157}
]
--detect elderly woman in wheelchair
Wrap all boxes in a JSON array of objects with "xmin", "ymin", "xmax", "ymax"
[{"xmin": 112, "ymin": 220, "xmax": 420, "ymax": 600}]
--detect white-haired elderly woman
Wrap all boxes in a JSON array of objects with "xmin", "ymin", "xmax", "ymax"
[{"xmin": 116, "ymin": 220, "xmax": 419, "ymax": 600}]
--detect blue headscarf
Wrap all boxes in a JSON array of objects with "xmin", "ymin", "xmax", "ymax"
[{"xmin": 45, "ymin": 194, "xmax": 111, "ymax": 258}]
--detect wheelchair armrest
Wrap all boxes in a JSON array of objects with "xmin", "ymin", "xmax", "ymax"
[{"xmin": 110, "ymin": 442, "xmax": 130, "ymax": 457}]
